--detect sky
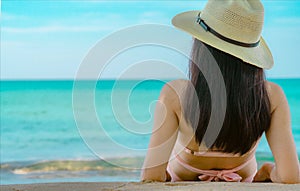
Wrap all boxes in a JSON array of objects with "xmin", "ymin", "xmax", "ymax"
[{"xmin": 1, "ymin": 0, "xmax": 300, "ymax": 80}]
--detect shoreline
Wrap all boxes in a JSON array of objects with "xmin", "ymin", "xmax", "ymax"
[
  {"xmin": 0, "ymin": 154, "xmax": 275, "ymax": 185},
  {"xmin": 1, "ymin": 182, "xmax": 300, "ymax": 191}
]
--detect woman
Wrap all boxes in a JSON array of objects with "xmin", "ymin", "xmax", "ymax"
[{"xmin": 141, "ymin": 0, "xmax": 299, "ymax": 183}]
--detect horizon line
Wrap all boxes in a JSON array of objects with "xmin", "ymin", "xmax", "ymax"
[{"xmin": 1, "ymin": 77, "xmax": 300, "ymax": 81}]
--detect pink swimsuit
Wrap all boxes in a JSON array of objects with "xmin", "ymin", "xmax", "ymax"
[{"xmin": 167, "ymin": 147, "xmax": 257, "ymax": 182}]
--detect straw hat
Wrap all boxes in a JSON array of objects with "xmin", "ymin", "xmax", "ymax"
[{"xmin": 172, "ymin": 0, "xmax": 274, "ymax": 69}]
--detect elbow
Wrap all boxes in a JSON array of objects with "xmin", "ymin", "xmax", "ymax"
[
  {"xmin": 280, "ymin": 178, "xmax": 300, "ymax": 184},
  {"xmin": 140, "ymin": 176, "xmax": 165, "ymax": 183},
  {"xmin": 279, "ymin": 175, "xmax": 300, "ymax": 184},
  {"xmin": 140, "ymin": 169, "xmax": 166, "ymax": 182},
  {"xmin": 272, "ymin": 167, "xmax": 300, "ymax": 184},
  {"xmin": 277, "ymin": 171, "xmax": 300, "ymax": 184}
]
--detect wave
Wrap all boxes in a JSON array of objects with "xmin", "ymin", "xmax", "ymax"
[
  {"xmin": 1, "ymin": 153, "xmax": 281, "ymax": 176},
  {"xmin": 1, "ymin": 157, "xmax": 144, "ymax": 175}
]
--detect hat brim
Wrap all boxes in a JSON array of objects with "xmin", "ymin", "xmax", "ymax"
[{"xmin": 172, "ymin": 11, "xmax": 274, "ymax": 69}]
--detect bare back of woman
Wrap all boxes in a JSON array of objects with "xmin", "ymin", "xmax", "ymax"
[{"xmin": 141, "ymin": 0, "xmax": 299, "ymax": 184}]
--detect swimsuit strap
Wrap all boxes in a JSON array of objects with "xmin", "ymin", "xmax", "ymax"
[
  {"xmin": 184, "ymin": 148, "xmax": 240, "ymax": 157},
  {"xmin": 184, "ymin": 142, "xmax": 259, "ymax": 157},
  {"xmin": 175, "ymin": 154, "xmax": 255, "ymax": 182}
]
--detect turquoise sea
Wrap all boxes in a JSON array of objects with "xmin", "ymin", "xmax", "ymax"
[{"xmin": 1, "ymin": 79, "xmax": 299, "ymax": 185}]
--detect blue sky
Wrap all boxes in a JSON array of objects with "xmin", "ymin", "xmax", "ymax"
[{"xmin": 1, "ymin": 0, "xmax": 300, "ymax": 79}]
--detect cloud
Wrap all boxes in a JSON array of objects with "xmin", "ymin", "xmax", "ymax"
[
  {"xmin": 1, "ymin": 10, "xmax": 172, "ymax": 34},
  {"xmin": 1, "ymin": 12, "xmax": 29, "ymax": 21},
  {"xmin": 2, "ymin": 25, "xmax": 115, "ymax": 33},
  {"xmin": 1, "ymin": 12, "xmax": 133, "ymax": 34},
  {"xmin": 1, "ymin": 40, "xmax": 26, "ymax": 47},
  {"xmin": 137, "ymin": 11, "xmax": 170, "ymax": 24},
  {"xmin": 271, "ymin": 17, "xmax": 300, "ymax": 26}
]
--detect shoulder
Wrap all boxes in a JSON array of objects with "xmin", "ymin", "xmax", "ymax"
[
  {"xmin": 160, "ymin": 79, "xmax": 188, "ymax": 99},
  {"xmin": 159, "ymin": 79, "xmax": 188, "ymax": 111},
  {"xmin": 265, "ymin": 81, "xmax": 288, "ymax": 113}
]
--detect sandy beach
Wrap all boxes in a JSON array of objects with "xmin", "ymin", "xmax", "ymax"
[{"xmin": 1, "ymin": 182, "xmax": 300, "ymax": 191}]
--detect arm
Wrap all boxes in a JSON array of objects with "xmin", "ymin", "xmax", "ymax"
[
  {"xmin": 140, "ymin": 82, "xmax": 180, "ymax": 182},
  {"xmin": 255, "ymin": 83, "xmax": 300, "ymax": 184}
]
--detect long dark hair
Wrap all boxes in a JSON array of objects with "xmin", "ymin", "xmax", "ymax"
[{"xmin": 183, "ymin": 39, "xmax": 271, "ymax": 155}]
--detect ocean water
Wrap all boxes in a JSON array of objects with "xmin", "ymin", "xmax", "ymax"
[{"xmin": 0, "ymin": 79, "xmax": 299, "ymax": 185}]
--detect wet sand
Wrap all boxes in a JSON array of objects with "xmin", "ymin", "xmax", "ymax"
[{"xmin": 1, "ymin": 181, "xmax": 300, "ymax": 191}]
